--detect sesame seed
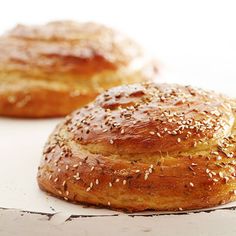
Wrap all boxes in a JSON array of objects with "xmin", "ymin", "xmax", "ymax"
[
  {"xmin": 135, "ymin": 170, "xmax": 140, "ymax": 173},
  {"xmin": 189, "ymin": 182, "xmax": 194, "ymax": 187},
  {"xmin": 213, "ymin": 178, "xmax": 218, "ymax": 182},
  {"xmin": 224, "ymin": 177, "xmax": 230, "ymax": 183},
  {"xmin": 219, "ymin": 172, "xmax": 224, "ymax": 178},
  {"xmin": 95, "ymin": 179, "xmax": 99, "ymax": 185},
  {"xmin": 211, "ymin": 171, "xmax": 216, "ymax": 176},
  {"xmin": 149, "ymin": 131, "xmax": 155, "ymax": 135},
  {"xmin": 144, "ymin": 173, "xmax": 149, "ymax": 180},
  {"xmin": 110, "ymin": 139, "xmax": 114, "ymax": 144},
  {"xmin": 62, "ymin": 180, "xmax": 66, "ymax": 186},
  {"xmin": 109, "ymin": 182, "xmax": 112, "ymax": 187},
  {"xmin": 49, "ymin": 174, "xmax": 52, "ymax": 180},
  {"xmin": 58, "ymin": 190, "xmax": 62, "ymax": 195},
  {"xmin": 227, "ymin": 153, "xmax": 234, "ymax": 158},
  {"xmin": 74, "ymin": 172, "xmax": 80, "ymax": 180},
  {"xmin": 177, "ymin": 138, "xmax": 181, "ymax": 143},
  {"xmin": 121, "ymin": 129, "xmax": 125, "ymax": 134},
  {"xmin": 212, "ymin": 151, "xmax": 219, "ymax": 155},
  {"xmin": 65, "ymin": 165, "xmax": 69, "ymax": 170},
  {"xmin": 107, "ymin": 201, "xmax": 111, "ymax": 206},
  {"xmin": 66, "ymin": 191, "xmax": 69, "ymax": 196},
  {"xmin": 54, "ymin": 177, "xmax": 58, "ymax": 183},
  {"xmin": 91, "ymin": 166, "xmax": 95, "ymax": 171},
  {"xmin": 79, "ymin": 162, "xmax": 83, "ymax": 166},
  {"xmin": 64, "ymin": 197, "xmax": 68, "ymax": 201},
  {"xmin": 123, "ymin": 180, "xmax": 127, "ymax": 185},
  {"xmin": 86, "ymin": 187, "xmax": 91, "ymax": 192},
  {"xmin": 115, "ymin": 178, "xmax": 120, "ymax": 182},
  {"xmin": 73, "ymin": 164, "xmax": 79, "ymax": 168},
  {"xmin": 179, "ymin": 207, "xmax": 183, "ymax": 211},
  {"xmin": 90, "ymin": 182, "xmax": 93, "ymax": 188},
  {"xmin": 191, "ymin": 163, "xmax": 197, "ymax": 166}
]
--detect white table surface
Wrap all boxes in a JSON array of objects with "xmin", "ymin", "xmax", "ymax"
[{"xmin": 1, "ymin": 0, "xmax": 236, "ymax": 235}]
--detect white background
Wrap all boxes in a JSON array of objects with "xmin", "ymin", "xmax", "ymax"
[
  {"xmin": 1, "ymin": 1, "xmax": 236, "ymax": 235},
  {"xmin": 0, "ymin": 0, "xmax": 236, "ymax": 95}
]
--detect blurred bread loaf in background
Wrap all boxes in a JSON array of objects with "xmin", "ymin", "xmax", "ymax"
[{"xmin": 0, "ymin": 21, "xmax": 158, "ymax": 118}]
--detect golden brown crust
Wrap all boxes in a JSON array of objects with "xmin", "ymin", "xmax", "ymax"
[
  {"xmin": 0, "ymin": 21, "xmax": 157, "ymax": 118},
  {"xmin": 38, "ymin": 83, "xmax": 236, "ymax": 212}
]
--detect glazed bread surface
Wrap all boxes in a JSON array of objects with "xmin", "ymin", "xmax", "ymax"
[
  {"xmin": 37, "ymin": 83, "xmax": 236, "ymax": 212},
  {"xmin": 0, "ymin": 21, "xmax": 157, "ymax": 117}
]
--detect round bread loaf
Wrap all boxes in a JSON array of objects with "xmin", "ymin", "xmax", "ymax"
[
  {"xmin": 37, "ymin": 83, "xmax": 236, "ymax": 212},
  {"xmin": 0, "ymin": 21, "xmax": 157, "ymax": 118}
]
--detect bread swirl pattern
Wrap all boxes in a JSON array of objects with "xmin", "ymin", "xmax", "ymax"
[{"xmin": 37, "ymin": 83, "xmax": 236, "ymax": 211}]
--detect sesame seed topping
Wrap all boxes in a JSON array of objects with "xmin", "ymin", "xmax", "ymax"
[
  {"xmin": 74, "ymin": 172, "xmax": 80, "ymax": 180},
  {"xmin": 177, "ymin": 138, "xmax": 181, "ymax": 143},
  {"xmin": 54, "ymin": 177, "xmax": 58, "ymax": 183},
  {"xmin": 224, "ymin": 177, "xmax": 230, "ymax": 183},
  {"xmin": 65, "ymin": 191, "xmax": 69, "ymax": 196},
  {"xmin": 107, "ymin": 201, "xmax": 111, "ymax": 206},
  {"xmin": 86, "ymin": 187, "xmax": 91, "ymax": 192},
  {"xmin": 149, "ymin": 131, "xmax": 155, "ymax": 135},
  {"xmin": 212, "ymin": 151, "xmax": 219, "ymax": 155},
  {"xmin": 189, "ymin": 182, "xmax": 194, "ymax": 187},
  {"xmin": 219, "ymin": 172, "xmax": 224, "ymax": 178},
  {"xmin": 91, "ymin": 166, "xmax": 95, "ymax": 171},
  {"xmin": 109, "ymin": 182, "xmax": 112, "ymax": 187},
  {"xmin": 123, "ymin": 180, "xmax": 127, "ymax": 185},
  {"xmin": 95, "ymin": 179, "xmax": 99, "ymax": 185},
  {"xmin": 115, "ymin": 178, "xmax": 120, "ymax": 182},
  {"xmin": 144, "ymin": 173, "xmax": 149, "ymax": 180},
  {"xmin": 110, "ymin": 139, "xmax": 114, "ymax": 144},
  {"xmin": 135, "ymin": 170, "xmax": 140, "ymax": 173},
  {"xmin": 73, "ymin": 164, "xmax": 79, "ymax": 168}
]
